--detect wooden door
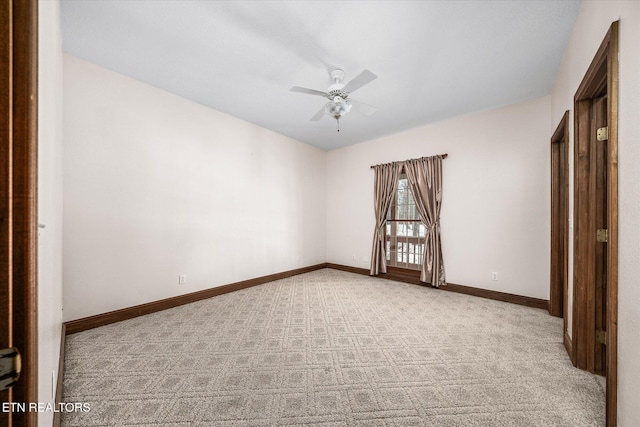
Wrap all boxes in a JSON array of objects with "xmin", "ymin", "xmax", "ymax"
[
  {"xmin": 0, "ymin": 1, "xmax": 38, "ymax": 426},
  {"xmin": 592, "ymin": 95, "xmax": 608, "ymax": 376}
]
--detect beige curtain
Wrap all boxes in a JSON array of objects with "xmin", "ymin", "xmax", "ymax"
[
  {"xmin": 403, "ymin": 156, "xmax": 446, "ymax": 286},
  {"xmin": 370, "ymin": 162, "xmax": 401, "ymax": 276}
]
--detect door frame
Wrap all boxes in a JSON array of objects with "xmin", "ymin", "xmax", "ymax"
[
  {"xmin": 572, "ymin": 21, "xmax": 618, "ymax": 427},
  {"xmin": 549, "ymin": 111, "xmax": 569, "ymax": 329},
  {"xmin": 0, "ymin": 0, "xmax": 38, "ymax": 426}
]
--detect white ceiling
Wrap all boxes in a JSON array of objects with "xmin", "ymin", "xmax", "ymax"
[{"xmin": 61, "ymin": 0, "xmax": 581, "ymax": 150}]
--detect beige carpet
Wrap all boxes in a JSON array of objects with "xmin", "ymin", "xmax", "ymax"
[{"xmin": 62, "ymin": 269, "xmax": 605, "ymax": 426}]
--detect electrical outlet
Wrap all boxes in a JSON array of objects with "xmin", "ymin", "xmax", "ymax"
[
  {"xmin": 352, "ymin": 254, "xmax": 356, "ymax": 261},
  {"xmin": 179, "ymin": 274, "xmax": 187, "ymax": 285},
  {"xmin": 491, "ymin": 272, "xmax": 498, "ymax": 281}
]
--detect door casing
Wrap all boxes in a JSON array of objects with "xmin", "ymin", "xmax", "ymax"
[
  {"xmin": 549, "ymin": 111, "xmax": 569, "ymax": 350},
  {"xmin": 549, "ymin": 111, "xmax": 569, "ymax": 318}
]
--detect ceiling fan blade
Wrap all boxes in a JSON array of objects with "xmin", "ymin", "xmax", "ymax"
[
  {"xmin": 310, "ymin": 106, "xmax": 326, "ymax": 121},
  {"xmin": 290, "ymin": 86, "xmax": 328, "ymax": 97},
  {"xmin": 351, "ymin": 99, "xmax": 378, "ymax": 116},
  {"xmin": 342, "ymin": 69, "xmax": 377, "ymax": 94}
]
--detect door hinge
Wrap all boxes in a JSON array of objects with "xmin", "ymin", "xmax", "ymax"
[
  {"xmin": 596, "ymin": 330, "xmax": 607, "ymax": 345},
  {"xmin": 597, "ymin": 127, "xmax": 608, "ymax": 141},
  {"xmin": 0, "ymin": 347, "xmax": 21, "ymax": 391},
  {"xmin": 596, "ymin": 228, "xmax": 608, "ymax": 242}
]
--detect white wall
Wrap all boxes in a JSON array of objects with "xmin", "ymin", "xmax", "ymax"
[
  {"xmin": 38, "ymin": 1, "xmax": 64, "ymax": 425},
  {"xmin": 550, "ymin": 1, "xmax": 640, "ymax": 425},
  {"xmin": 326, "ymin": 96, "xmax": 551, "ymax": 299},
  {"xmin": 63, "ymin": 55, "xmax": 326, "ymax": 321}
]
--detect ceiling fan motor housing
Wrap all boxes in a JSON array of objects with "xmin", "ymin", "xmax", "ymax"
[{"xmin": 328, "ymin": 89, "xmax": 349, "ymax": 99}]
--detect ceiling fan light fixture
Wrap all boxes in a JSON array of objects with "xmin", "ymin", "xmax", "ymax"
[{"xmin": 325, "ymin": 98, "xmax": 352, "ymax": 120}]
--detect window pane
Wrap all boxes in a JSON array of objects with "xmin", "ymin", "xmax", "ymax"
[
  {"xmin": 407, "ymin": 189, "xmax": 415, "ymax": 205},
  {"xmin": 411, "ymin": 205, "xmax": 419, "ymax": 220},
  {"xmin": 419, "ymin": 223, "xmax": 426, "ymax": 237},
  {"xmin": 411, "ymin": 243, "xmax": 416, "ymax": 263},
  {"xmin": 386, "ymin": 222, "xmax": 391, "ymax": 236},
  {"xmin": 397, "ymin": 197, "xmax": 406, "ymax": 219}
]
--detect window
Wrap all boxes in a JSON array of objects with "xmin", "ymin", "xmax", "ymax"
[{"xmin": 385, "ymin": 173, "xmax": 426, "ymax": 270}]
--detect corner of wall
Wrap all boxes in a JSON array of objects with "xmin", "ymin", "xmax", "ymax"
[{"xmin": 38, "ymin": 0, "xmax": 65, "ymax": 425}]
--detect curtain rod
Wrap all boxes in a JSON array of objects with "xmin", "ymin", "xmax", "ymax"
[{"xmin": 370, "ymin": 153, "xmax": 448, "ymax": 169}]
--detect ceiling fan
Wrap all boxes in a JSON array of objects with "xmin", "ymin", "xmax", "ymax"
[{"xmin": 290, "ymin": 68, "xmax": 378, "ymax": 132}]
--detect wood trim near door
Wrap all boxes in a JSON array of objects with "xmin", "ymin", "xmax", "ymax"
[
  {"xmin": 0, "ymin": 0, "xmax": 39, "ymax": 426},
  {"xmin": 604, "ymin": 22, "xmax": 619, "ymax": 427},
  {"xmin": 573, "ymin": 21, "xmax": 618, "ymax": 427},
  {"xmin": 549, "ymin": 110, "xmax": 569, "ymax": 322},
  {"xmin": 0, "ymin": 0, "xmax": 13, "ymax": 378}
]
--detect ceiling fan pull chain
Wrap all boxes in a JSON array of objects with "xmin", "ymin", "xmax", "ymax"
[{"xmin": 337, "ymin": 118, "xmax": 340, "ymax": 132}]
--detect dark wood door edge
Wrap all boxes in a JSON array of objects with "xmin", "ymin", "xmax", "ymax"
[
  {"xmin": 564, "ymin": 331, "xmax": 575, "ymax": 367},
  {"xmin": 549, "ymin": 110, "xmax": 570, "ymax": 319},
  {"xmin": 64, "ymin": 263, "xmax": 328, "ymax": 334},
  {"xmin": 604, "ymin": 21, "xmax": 619, "ymax": 427},
  {"xmin": 326, "ymin": 263, "xmax": 549, "ymax": 310},
  {"xmin": 0, "ymin": 1, "xmax": 38, "ymax": 425}
]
